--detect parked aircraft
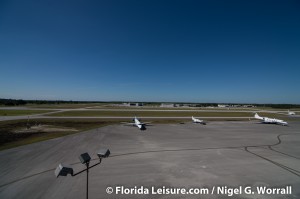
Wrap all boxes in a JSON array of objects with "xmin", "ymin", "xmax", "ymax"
[
  {"xmin": 192, "ymin": 116, "xmax": 206, "ymax": 125},
  {"xmin": 288, "ymin": 110, "xmax": 296, "ymax": 115},
  {"xmin": 122, "ymin": 117, "xmax": 150, "ymax": 130},
  {"xmin": 254, "ymin": 113, "xmax": 288, "ymax": 126}
]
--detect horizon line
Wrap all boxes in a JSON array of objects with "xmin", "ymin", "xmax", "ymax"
[{"xmin": 1, "ymin": 98, "xmax": 299, "ymax": 105}]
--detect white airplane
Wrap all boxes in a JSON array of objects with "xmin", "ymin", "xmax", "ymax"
[
  {"xmin": 122, "ymin": 117, "xmax": 150, "ymax": 130},
  {"xmin": 288, "ymin": 110, "xmax": 296, "ymax": 115},
  {"xmin": 254, "ymin": 113, "xmax": 288, "ymax": 126},
  {"xmin": 192, "ymin": 116, "xmax": 206, "ymax": 125}
]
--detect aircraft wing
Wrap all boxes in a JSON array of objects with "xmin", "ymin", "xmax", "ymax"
[
  {"xmin": 191, "ymin": 121, "xmax": 207, "ymax": 125},
  {"xmin": 138, "ymin": 122, "xmax": 153, "ymax": 126},
  {"xmin": 121, "ymin": 122, "xmax": 136, "ymax": 126},
  {"xmin": 142, "ymin": 122, "xmax": 152, "ymax": 124},
  {"xmin": 276, "ymin": 121, "xmax": 288, "ymax": 126}
]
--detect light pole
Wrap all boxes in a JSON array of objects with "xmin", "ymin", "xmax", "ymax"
[{"xmin": 55, "ymin": 148, "xmax": 110, "ymax": 199}]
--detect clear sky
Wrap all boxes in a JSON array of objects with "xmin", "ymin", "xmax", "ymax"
[{"xmin": 0, "ymin": 0, "xmax": 299, "ymax": 103}]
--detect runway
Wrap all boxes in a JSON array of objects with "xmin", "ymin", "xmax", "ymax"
[{"xmin": 0, "ymin": 121, "xmax": 299, "ymax": 198}]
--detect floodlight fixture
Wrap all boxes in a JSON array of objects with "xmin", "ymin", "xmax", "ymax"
[
  {"xmin": 79, "ymin": 153, "xmax": 91, "ymax": 164},
  {"xmin": 55, "ymin": 164, "xmax": 74, "ymax": 178},
  {"xmin": 55, "ymin": 148, "xmax": 110, "ymax": 199},
  {"xmin": 97, "ymin": 148, "xmax": 110, "ymax": 159}
]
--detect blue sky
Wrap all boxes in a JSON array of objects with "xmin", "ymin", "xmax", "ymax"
[{"xmin": 0, "ymin": 0, "xmax": 299, "ymax": 103}]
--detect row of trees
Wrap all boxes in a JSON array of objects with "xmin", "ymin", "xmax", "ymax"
[
  {"xmin": 255, "ymin": 104, "xmax": 300, "ymax": 109},
  {"xmin": 0, "ymin": 98, "xmax": 299, "ymax": 109},
  {"xmin": 0, "ymin": 99, "xmax": 27, "ymax": 106},
  {"xmin": 0, "ymin": 99, "xmax": 99, "ymax": 106}
]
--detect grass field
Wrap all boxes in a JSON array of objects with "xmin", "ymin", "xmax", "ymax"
[
  {"xmin": 24, "ymin": 103, "xmax": 106, "ymax": 109},
  {"xmin": 88, "ymin": 106, "xmax": 263, "ymax": 111},
  {"xmin": 0, "ymin": 110, "xmax": 55, "ymax": 116},
  {"xmin": 0, "ymin": 119, "xmax": 119, "ymax": 151},
  {"xmin": 46, "ymin": 110, "xmax": 254, "ymax": 117},
  {"xmin": 1, "ymin": 106, "xmax": 298, "ymax": 151}
]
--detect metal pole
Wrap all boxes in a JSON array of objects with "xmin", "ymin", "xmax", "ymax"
[{"xmin": 86, "ymin": 163, "xmax": 89, "ymax": 199}]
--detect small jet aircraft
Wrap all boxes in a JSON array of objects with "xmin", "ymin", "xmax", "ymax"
[
  {"xmin": 122, "ymin": 117, "xmax": 150, "ymax": 130},
  {"xmin": 254, "ymin": 113, "xmax": 288, "ymax": 126},
  {"xmin": 288, "ymin": 110, "xmax": 296, "ymax": 115},
  {"xmin": 192, "ymin": 116, "xmax": 206, "ymax": 125}
]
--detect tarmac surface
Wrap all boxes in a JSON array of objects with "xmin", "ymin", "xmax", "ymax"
[{"xmin": 0, "ymin": 121, "xmax": 299, "ymax": 199}]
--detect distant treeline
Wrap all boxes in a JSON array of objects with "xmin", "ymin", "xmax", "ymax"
[
  {"xmin": 0, "ymin": 99, "xmax": 27, "ymax": 106},
  {"xmin": 188, "ymin": 103, "xmax": 300, "ymax": 109},
  {"xmin": 0, "ymin": 98, "xmax": 299, "ymax": 109},
  {"xmin": 255, "ymin": 104, "xmax": 300, "ymax": 109},
  {"xmin": 0, "ymin": 98, "xmax": 102, "ymax": 106}
]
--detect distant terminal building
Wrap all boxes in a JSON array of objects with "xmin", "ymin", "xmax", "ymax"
[
  {"xmin": 218, "ymin": 104, "xmax": 229, "ymax": 108},
  {"xmin": 232, "ymin": 104, "xmax": 241, "ymax": 107},
  {"xmin": 217, "ymin": 104, "xmax": 255, "ymax": 108},
  {"xmin": 160, "ymin": 103, "xmax": 175, "ymax": 108},
  {"xmin": 243, "ymin": 105, "xmax": 255, "ymax": 108},
  {"xmin": 181, "ymin": 104, "xmax": 191, "ymax": 108},
  {"xmin": 122, "ymin": 102, "xmax": 144, "ymax": 107}
]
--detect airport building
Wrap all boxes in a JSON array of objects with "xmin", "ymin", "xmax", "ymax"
[{"xmin": 160, "ymin": 103, "xmax": 175, "ymax": 108}]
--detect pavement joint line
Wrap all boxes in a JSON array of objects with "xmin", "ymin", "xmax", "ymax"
[
  {"xmin": 244, "ymin": 147, "xmax": 300, "ymax": 177},
  {"xmin": 268, "ymin": 146, "xmax": 300, "ymax": 160}
]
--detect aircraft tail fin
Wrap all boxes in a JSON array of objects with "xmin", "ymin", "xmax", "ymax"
[{"xmin": 254, "ymin": 113, "xmax": 262, "ymax": 120}]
